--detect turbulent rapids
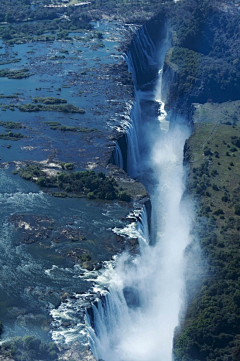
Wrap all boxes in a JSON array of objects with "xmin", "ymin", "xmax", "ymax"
[{"xmin": 86, "ymin": 25, "xmax": 194, "ymax": 361}]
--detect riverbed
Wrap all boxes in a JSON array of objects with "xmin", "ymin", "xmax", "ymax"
[{"xmin": 0, "ymin": 20, "xmax": 144, "ymax": 358}]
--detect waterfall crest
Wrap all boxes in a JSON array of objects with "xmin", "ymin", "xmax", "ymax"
[{"xmin": 86, "ymin": 23, "xmax": 193, "ymax": 361}]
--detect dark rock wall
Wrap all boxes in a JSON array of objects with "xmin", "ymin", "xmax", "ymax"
[
  {"xmin": 127, "ymin": 16, "xmax": 168, "ymax": 89},
  {"xmin": 111, "ymin": 15, "xmax": 169, "ymax": 172}
]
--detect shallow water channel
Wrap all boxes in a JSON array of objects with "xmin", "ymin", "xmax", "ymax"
[{"xmin": 0, "ymin": 21, "xmax": 136, "ymax": 348}]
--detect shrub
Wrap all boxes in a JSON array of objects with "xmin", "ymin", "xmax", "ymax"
[
  {"xmin": 105, "ymin": 191, "xmax": 116, "ymax": 200},
  {"xmin": 204, "ymin": 148, "xmax": 213, "ymax": 156},
  {"xmin": 64, "ymin": 163, "xmax": 74, "ymax": 170},
  {"xmin": 36, "ymin": 176, "xmax": 46, "ymax": 187},
  {"xmin": 65, "ymin": 185, "xmax": 72, "ymax": 192},
  {"xmin": 234, "ymin": 205, "xmax": 240, "ymax": 216},
  {"xmin": 232, "ymin": 137, "xmax": 240, "ymax": 148},
  {"xmin": 18, "ymin": 166, "xmax": 131, "ymax": 202},
  {"xmin": 80, "ymin": 254, "xmax": 91, "ymax": 262},
  {"xmin": 222, "ymin": 195, "xmax": 229, "ymax": 202},
  {"xmin": 214, "ymin": 208, "xmax": 224, "ymax": 215},
  {"xmin": 87, "ymin": 192, "xmax": 96, "ymax": 199},
  {"xmin": 118, "ymin": 191, "xmax": 131, "ymax": 202},
  {"xmin": 1, "ymin": 336, "xmax": 58, "ymax": 361}
]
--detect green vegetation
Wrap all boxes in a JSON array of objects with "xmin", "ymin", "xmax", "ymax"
[
  {"xmin": 0, "ymin": 0, "xmax": 94, "ymax": 44},
  {"xmin": 0, "ymin": 131, "xmax": 25, "ymax": 140},
  {"xmin": 63, "ymin": 163, "xmax": 74, "ymax": 170},
  {"xmin": 0, "ymin": 0, "xmax": 169, "ymax": 46},
  {"xmin": 45, "ymin": 121, "xmax": 94, "ymax": 132},
  {"xmin": 0, "ymin": 103, "xmax": 16, "ymax": 111},
  {"xmin": 0, "ymin": 0, "xmax": 31, "ymax": 23},
  {"xmin": 18, "ymin": 103, "xmax": 85, "ymax": 113},
  {"xmin": 165, "ymin": 0, "xmax": 240, "ymax": 106},
  {"xmin": 0, "ymin": 68, "xmax": 33, "ymax": 79},
  {"xmin": 165, "ymin": 46, "xmax": 202, "ymax": 97},
  {"xmin": 160, "ymin": 2, "xmax": 240, "ymax": 359},
  {"xmin": 50, "ymin": 54, "xmax": 66, "ymax": 60},
  {"xmin": 1, "ymin": 336, "xmax": 58, "ymax": 361},
  {"xmin": 0, "ymin": 94, "xmax": 19, "ymax": 99},
  {"xmin": 174, "ymin": 101, "xmax": 240, "ymax": 361},
  {"xmin": 80, "ymin": 253, "xmax": 91, "ymax": 262},
  {"xmin": 0, "ymin": 2, "xmax": 239, "ymax": 360},
  {"xmin": 0, "ymin": 58, "xmax": 21, "ymax": 65},
  {"xmin": 32, "ymin": 97, "xmax": 67, "ymax": 104},
  {"xmin": 0, "ymin": 121, "xmax": 22, "ymax": 129},
  {"xmin": 17, "ymin": 164, "xmax": 131, "ymax": 202}
]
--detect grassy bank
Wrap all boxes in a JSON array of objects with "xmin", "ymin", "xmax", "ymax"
[{"xmin": 174, "ymin": 101, "xmax": 240, "ymax": 361}]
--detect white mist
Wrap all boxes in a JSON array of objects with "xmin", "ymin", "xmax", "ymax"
[{"xmin": 87, "ymin": 30, "xmax": 193, "ymax": 361}]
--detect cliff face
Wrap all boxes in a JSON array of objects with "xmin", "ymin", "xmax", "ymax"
[
  {"xmin": 163, "ymin": 46, "xmax": 240, "ymax": 111},
  {"xmin": 116, "ymin": 2, "xmax": 240, "ymax": 360},
  {"xmin": 175, "ymin": 101, "xmax": 240, "ymax": 361},
  {"xmin": 126, "ymin": 13, "xmax": 167, "ymax": 89},
  {"xmin": 85, "ymin": 1, "xmax": 240, "ymax": 360},
  {"xmin": 87, "ymin": 2, "xmax": 240, "ymax": 359},
  {"xmin": 167, "ymin": 2, "xmax": 240, "ymax": 360},
  {"xmin": 159, "ymin": 0, "xmax": 240, "ymax": 118}
]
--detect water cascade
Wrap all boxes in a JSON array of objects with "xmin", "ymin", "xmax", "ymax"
[
  {"xmin": 87, "ymin": 22, "xmax": 193, "ymax": 361},
  {"xmin": 111, "ymin": 141, "xmax": 124, "ymax": 170}
]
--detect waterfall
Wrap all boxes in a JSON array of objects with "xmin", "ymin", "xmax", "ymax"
[
  {"xmin": 112, "ymin": 141, "xmax": 124, "ymax": 170},
  {"xmin": 126, "ymin": 99, "xmax": 141, "ymax": 177},
  {"xmin": 126, "ymin": 26, "xmax": 157, "ymax": 88},
  {"xmin": 86, "ymin": 23, "xmax": 193, "ymax": 361}
]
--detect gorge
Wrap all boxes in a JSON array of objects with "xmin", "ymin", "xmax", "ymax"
[
  {"xmin": 0, "ymin": 1, "xmax": 240, "ymax": 360},
  {"xmin": 86, "ymin": 2, "xmax": 240, "ymax": 359},
  {"xmin": 87, "ymin": 22, "xmax": 195, "ymax": 361}
]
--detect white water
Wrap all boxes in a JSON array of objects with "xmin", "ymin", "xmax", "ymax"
[
  {"xmin": 112, "ymin": 142, "xmax": 124, "ymax": 170},
  {"xmin": 87, "ymin": 27, "xmax": 193, "ymax": 361},
  {"xmin": 87, "ymin": 96, "xmax": 192, "ymax": 361}
]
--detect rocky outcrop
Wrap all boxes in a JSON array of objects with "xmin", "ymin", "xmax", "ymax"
[{"xmin": 59, "ymin": 343, "xmax": 96, "ymax": 361}]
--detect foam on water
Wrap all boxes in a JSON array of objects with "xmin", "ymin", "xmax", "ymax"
[{"xmin": 86, "ymin": 24, "xmax": 193, "ymax": 361}]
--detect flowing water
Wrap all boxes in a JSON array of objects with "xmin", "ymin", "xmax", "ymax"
[
  {"xmin": 0, "ymin": 18, "xmax": 193, "ymax": 360},
  {"xmin": 0, "ymin": 21, "xmax": 136, "ymax": 349},
  {"xmin": 87, "ymin": 25, "xmax": 193, "ymax": 361},
  {"xmin": 0, "ymin": 168, "xmax": 132, "ymax": 344}
]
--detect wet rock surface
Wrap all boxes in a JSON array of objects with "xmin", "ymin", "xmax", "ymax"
[{"xmin": 9, "ymin": 214, "xmax": 54, "ymax": 244}]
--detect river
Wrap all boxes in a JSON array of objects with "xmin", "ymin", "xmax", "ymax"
[{"xmin": 0, "ymin": 21, "xmax": 142, "ymax": 359}]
